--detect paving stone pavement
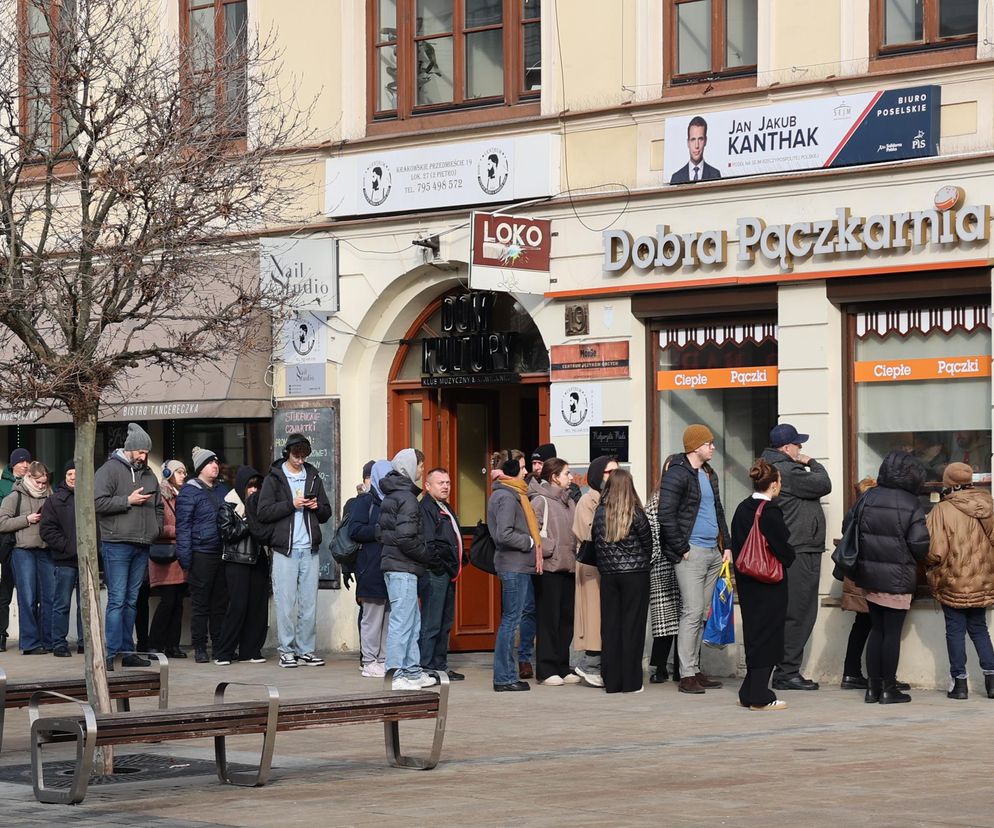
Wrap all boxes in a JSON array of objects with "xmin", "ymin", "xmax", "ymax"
[{"xmin": 1, "ymin": 650, "xmax": 993, "ymax": 827}]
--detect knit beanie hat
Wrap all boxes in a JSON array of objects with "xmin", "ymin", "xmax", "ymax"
[
  {"xmin": 9, "ymin": 447, "xmax": 31, "ymax": 466},
  {"xmin": 587, "ymin": 455, "xmax": 613, "ymax": 493},
  {"xmin": 64, "ymin": 459, "xmax": 75, "ymax": 473},
  {"xmin": 123, "ymin": 422, "xmax": 153, "ymax": 452},
  {"xmin": 392, "ymin": 448, "xmax": 419, "ymax": 481},
  {"xmin": 530, "ymin": 443, "xmax": 557, "ymax": 463},
  {"xmin": 943, "ymin": 462, "xmax": 973, "ymax": 488},
  {"xmin": 501, "ymin": 457, "xmax": 522, "ymax": 477},
  {"xmin": 162, "ymin": 459, "xmax": 186, "ymax": 480},
  {"xmin": 192, "ymin": 446, "xmax": 217, "ymax": 475},
  {"xmin": 683, "ymin": 424, "xmax": 714, "ymax": 453}
]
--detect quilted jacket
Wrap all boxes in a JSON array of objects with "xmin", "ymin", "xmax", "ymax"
[
  {"xmin": 926, "ymin": 487, "xmax": 994, "ymax": 608},
  {"xmin": 591, "ymin": 504, "xmax": 653, "ymax": 574},
  {"xmin": 376, "ymin": 471, "xmax": 431, "ymax": 575},
  {"xmin": 657, "ymin": 453, "xmax": 730, "ymax": 562}
]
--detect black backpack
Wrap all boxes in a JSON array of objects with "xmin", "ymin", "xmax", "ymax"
[
  {"xmin": 469, "ymin": 520, "xmax": 496, "ymax": 575},
  {"xmin": 0, "ymin": 491, "xmax": 23, "ymax": 566},
  {"xmin": 330, "ymin": 497, "xmax": 363, "ymax": 566}
]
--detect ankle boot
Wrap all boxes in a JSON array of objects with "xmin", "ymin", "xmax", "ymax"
[
  {"xmin": 879, "ymin": 679, "xmax": 911, "ymax": 704},
  {"xmin": 0, "ymin": 633, "xmax": 7, "ymax": 652},
  {"xmin": 947, "ymin": 677, "xmax": 968, "ymax": 700},
  {"xmin": 865, "ymin": 678, "xmax": 882, "ymax": 703},
  {"xmin": 985, "ymin": 674, "xmax": 994, "ymax": 699}
]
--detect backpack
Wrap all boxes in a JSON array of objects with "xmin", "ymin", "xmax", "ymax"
[
  {"xmin": 469, "ymin": 520, "xmax": 496, "ymax": 575},
  {"xmin": 0, "ymin": 491, "xmax": 23, "ymax": 566},
  {"xmin": 330, "ymin": 498, "xmax": 363, "ymax": 566}
]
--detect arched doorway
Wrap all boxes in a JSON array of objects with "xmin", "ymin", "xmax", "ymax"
[{"xmin": 388, "ymin": 289, "xmax": 550, "ymax": 651}]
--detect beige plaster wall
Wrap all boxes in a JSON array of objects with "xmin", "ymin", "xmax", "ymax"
[{"xmin": 767, "ymin": 0, "xmax": 842, "ymax": 86}]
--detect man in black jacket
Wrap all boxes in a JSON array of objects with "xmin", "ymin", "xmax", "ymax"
[
  {"xmin": 658, "ymin": 424, "xmax": 732, "ymax": 695},
  {"xmin": 418, "ymin": 467, "xmax": 464, "ymax": 681},
  {"xmin": 256, "ymin": 433, "xmax": 333, "ymax": 669},
  {"xmin": 39, "ymin": 461, "xmax": 84, "ymax": 657}
]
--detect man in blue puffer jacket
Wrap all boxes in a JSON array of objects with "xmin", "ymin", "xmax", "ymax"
[{"xmin": 176, "ymin": 446, "xmax": 230, "ymax": 663}]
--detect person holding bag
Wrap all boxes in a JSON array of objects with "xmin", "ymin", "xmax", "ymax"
[
  {"xmin": 147, "ymin": 461, "xmax": 188, "ymax": 658},
  {"xmin": 730, "ymin": 459, "xmax": 796, "ymax": 710}
]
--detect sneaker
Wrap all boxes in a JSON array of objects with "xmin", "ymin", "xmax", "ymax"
[
  {"xmin": 361, "ymin": 662, "xmax": 386, "ymax": 678},
  {"xmin": 540, "ymin": 675, "xmax": 565, "ymax": 686},
  {"xmin": 297, "ymin": 652, "xmax": 325, "ymax": 666},
  {"xmin": 279, "ymin": 653, "xmax": 298, "ymax": 668},
  {"xmin": 246, "ymin": 656, "xmax": 266, "ymax": 664},
  {"xmin": 562, "ymin": 673, "xmax": 581, "ymax": 685},
  {"xmin": 121, "ymin": 654, "xmax": 151, "ymax": 668},
  {"xmin": 392, "ymin": 676, "xmax": 422, "ymax": 691},
  {"xmin": 214, "ymin": 658, "xmax": 231, "ymax": 666},
  {"xmin": 575, "ymin": 666, "xmax": 605, "ymax": 688},
  {"xmin": 416, "ymin": 673, "xmax": 438, "ymax": 688},
  {"xmin": 750, "ymin": 699, "xmax": 789, "ymax": 711},
  {"xmin": 53, "ymin": 646, "xmax": 72, "ymax": 658}
]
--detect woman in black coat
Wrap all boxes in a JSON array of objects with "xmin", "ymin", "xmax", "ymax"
[{"xmin": 731, "ymin": 459, "xmax": 796, "ymax": 710}]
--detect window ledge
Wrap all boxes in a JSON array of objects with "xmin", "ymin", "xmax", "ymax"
[
  {"xmin": 868, "ymin": 43, "xmax": 977, "ymax": 74},
  {"xmin": 822, "ymin": 596, "xmax": 942, "ymax": 609},
  {"xmin": 663, "ymin": 74, "xmax": 757, "ymax": 99},
  {"xmin": 366, "ymin": 102, "xmax": 541, "ymax": 138}
]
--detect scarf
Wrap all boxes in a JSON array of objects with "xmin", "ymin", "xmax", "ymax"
[
  {"xmin": 21, "ymin": 475, "xmax": 50, "ymax": 499},
  {"xmin": 500, "ymin": 476, "xmax": 542, "ymax": 553}
]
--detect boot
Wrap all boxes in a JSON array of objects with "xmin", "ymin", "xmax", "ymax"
[
  {"xmin": 0, "ymin": 633, "xmax": 7, "ymax": 652},
  {"xmin": 947, "ymin": 677, "xmax": 968, "ymax": 700},
  {"xmin": 649, "ymin": 667, "xmax": 668, "ymax": 684},
  {"xmin": 841, "ymin": 674, "xmax": 868, "ymax": 690},
  {"xmin": 879, "ymin": 679, "xmax": 911, "ymax": 704},
  {"xmin": 986, "ymin": 674, "xmax": 994, "ymax": 699},
  {"xmin": 864, "ymin": 678, "xmax": 882, "ymax": 703}
]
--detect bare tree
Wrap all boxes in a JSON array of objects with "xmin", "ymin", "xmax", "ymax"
[{"xmin": 0, "ymin": 0, "xmax": 312, "ymax": 772}]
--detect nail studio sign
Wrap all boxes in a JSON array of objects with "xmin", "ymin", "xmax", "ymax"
[{"xmin": 603, "ymin": 187, "xmax": 989, "ymax": 274}]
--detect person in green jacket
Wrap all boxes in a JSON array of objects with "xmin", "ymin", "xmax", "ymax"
[{"xmin": 0, "ymin": 447, "xmax": 31, "ymax": 651}]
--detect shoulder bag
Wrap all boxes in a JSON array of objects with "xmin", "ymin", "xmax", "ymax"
[
  {"xmin": 734, "ymin": 501, "xmax": 784, "ymax": 584},
  {"xmin": 469, "ymin": 520, "xmax": 497, "ymax": 575},
  {"xmin": 831, "ymin": 495, "xmax": 866, "ymax": 580},
  {"xmin": 0, "ymin": 492, "xmax": 23, "ymax": 566}
]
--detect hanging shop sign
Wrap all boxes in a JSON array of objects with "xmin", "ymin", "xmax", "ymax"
[
  {"xmin": 603, "ymin": 187, "xmax": 989, "ymax": 274},
  {"xmin": 260, "ymin": 237, "xmax": 339, "ymax": 312},
  {"xmin": 287, "ymin": 363, "xmax": 326, "ymax": 397},
  {"xmin": 853, "ymin": 356, "xmax": 991, "ymax": 383},
  {"xmin": 550, "ymin": 383, "xmax": 604, "ymax": 437},
  {"xmin": 324, "ymin": 135, "xmax": 559, "ymax": 218},
  {"xmin": 589, "ymin": 426, "xmax": 629, "ymax": 463},
  {"xmin": 280, "ymin": 311, "xmax": 328, "ymax": 365},
  {"xmin": 664, "ymin": 85, "xmax": 940, "ymax": 185},
  {"xmin": 421, "ymin": 292, "xmax": 519, "ymax": 386},
  {"xmin": 550, "ymin": 341, "xmax": 630, "ymax": 381},
  {"xmin": 658, "ymin": 366, "xmax": 779, "ymax": 391},
  {"xmin": 469, "ymin": 212, "xmax": 553, "ymax": 295}
]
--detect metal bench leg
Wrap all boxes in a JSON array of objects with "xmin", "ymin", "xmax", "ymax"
[
  {"xmin": 213, "ymin": 681, "xmax": 279, "ymax": 787},
  {"xmin": 31, "ymin": 714, "xmax": 96, "ymax": 805},
  {"xmin": 384, "ymin": 669, "xmax": 449, "ymax": 770}
]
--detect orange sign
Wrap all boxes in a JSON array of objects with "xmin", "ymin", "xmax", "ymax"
[
  {"xmin": 853, "ymin": 355, "xmax": 991, "ymax": 383},
  {"xmin": 551, "ymin": 341, "xmax": 630, "ymax": 381},
  {"xmin": 657, "ymin": 366, "xmax": 778, "ymax": 391}
]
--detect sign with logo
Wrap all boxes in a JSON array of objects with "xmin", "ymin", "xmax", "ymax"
[
  {"xmin": 664, "ymin": 85, "xmax": 940, "ymax": 185},
  {"xmin": 287, "ymin": 363, "xmax": 326, "ymax": 396},
  {"xmin": 589, "ymin": 426, "xmax": 629, "ymax": 462},
  {"xmin": 551, "ymin": 383, "xmax": 603, "ymax": 437},
  {"xmin": 324, "ymin": 135, "xmax": 559, "ymax": 218},
  {"xmin": 550, "ymin": 341, "xmax": 630, "ymax": 382},
  {"xmin": 260, "ymin": 237, "xmax": 339, "ymax": 313},
  {"xmin": 281, "ymin": 312, "xmax": 327, "ymax": 365},
  {"xmin": 657, "ymin": 366, "xmax": 778, "ymax": 391},
  {"xmin": 853, "ymin": 356, "xmax": 991, "ymax": 383},
  {"xmin": 469, "ymin": 212, "xmax": 553, "ymax": 294}
]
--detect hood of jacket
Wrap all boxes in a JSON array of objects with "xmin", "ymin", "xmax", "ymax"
[
  {"xmin": 877, "ymin": 451, "xmax": 926, "ymax": 495},
  {"xmin": 379, "ymin": 470, "xmax": 420, "ymax": 498},
  {"xmin": 234, "ymin": 465, "xmax": 262, "ymax": 504},
  {"xmin": 944, "ymin": 487, "xmax": 994, "ymax": 521},
  {"xmin": 370, "ymin": 460, "xmax": 392, "ymax": 499},
  {"xmin": 391, "ymin": 449, "xmax": 419, "ymax": 483}
]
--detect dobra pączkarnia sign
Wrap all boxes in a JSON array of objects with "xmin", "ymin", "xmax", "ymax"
[{"xmin": 603, "ymin": 188, "xmax": 989, "ymax": 274}]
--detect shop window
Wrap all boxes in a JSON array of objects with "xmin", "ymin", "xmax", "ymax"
[
  {"xmin": 656, "ymin": 320, "xmax": 777, "ymax": 510},
  {"xmin": 851, "ymin": 304, "xmax": 991, "ymax": 507},
  {"xmin": 369, "ymin": 0, "xmax": 540, "ymax": 122},
  {"xmin": 873, "ymin": 0, "xmax": 976, "ymax": 59},
  {"xmin": 666, "ymin": 0, "xmax": 757, "ymax": 86},
  {"xmin": 181, "ymin": 0, "xmax": 248, "ymax": 135},
  {"xmin": 167, "ymin": 418, "xmax": 271, "ymax": 487}
]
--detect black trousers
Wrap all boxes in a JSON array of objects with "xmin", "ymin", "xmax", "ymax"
[
  {"xmin": 148, "ymin": 584, "xmax": 187, "ymax": 651},
  {"xmin": 215, "ymin": 557, "xmax": 270, "ymax": 661},
  {"xmin": 135, "ymin": 574, "xmax": 150, "ymax": 651},
  {"xmin": 739, "ymin": 666, "xmax": 776, "ymax": 708},
  {"xmin": 600, "ymin": 571, "xmax": 650, "ymax": 693},
  {"xmin": 776, "ymin": 552, "xmax": 821, "ymax": 679},
  {"xmin": 189, "ymin": 552, "xmax": 229, "ymax": 651},
  {"xmin": 843, "ymin": 611, "xmax": 872, "ymax": 677},
  {"xmin": 0, "ymin": 556, "xmax": 15, "ymax": 636},
  {"xmin": 866, "ymin": 602, "xmax": 907, "ymax": 680},
  {"xmin": 650, "ymin": 635, "xmax": 680, "ymax": 674},
  {"xmin": 533, "ymin": 571, "xmax": 575, "ymax": 681}
]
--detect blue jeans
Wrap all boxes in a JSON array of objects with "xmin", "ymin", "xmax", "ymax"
[
  {"xmin": 102, "ymin": 542, "xmax": 149, "ymax": 661},
  {"xmin": 271, "ymin": 546, "xmax": 318, "ymax": 655},
  {"xmin": 942, "ymin": 604, "xmax": 994, "ymax": 678},
  {"xmin": 495, "ymin": 571, "xmax": 531, "ymax": 685},
  {"xmin": 518, "ymin": 575, "xmax": 536, "ymax": 662},
  {"xmin": 385, "ymin": 571, "xmax": 422, "ymax": 679},
  {"xmin": 52, "ymin": 565, "xmax": 82, "ymax": 651},
  {"xmin": 12, "ymin": 548, "xmax": 56, "ymax": 651},
  {"xmin": 418, "ymin": 572, "xmax": 455, "ymax": 670}
]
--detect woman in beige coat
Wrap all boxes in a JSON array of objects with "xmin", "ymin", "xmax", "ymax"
[
  {"xmin": 926, "ymin": 462, "xmax": 994, "ymax": 700},
  {"xmin": 571, "ymin": 454, "xmax": 619, "ymax": 688}
]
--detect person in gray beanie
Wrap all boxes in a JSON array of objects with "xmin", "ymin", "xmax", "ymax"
[{"xmin": 93, "ymin": 422, "xmax": 163, "ymax": 670}]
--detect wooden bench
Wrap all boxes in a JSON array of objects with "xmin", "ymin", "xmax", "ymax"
[
  {"xmin": 0, "ymin": 652, "xmax": 168, "ymax": 752},
  {"xmin": 30, "ymin": 669, "xmax": 449, "ymax": 804}
]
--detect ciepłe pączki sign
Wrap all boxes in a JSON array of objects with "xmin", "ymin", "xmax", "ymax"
[{"xmin": 853, "ymin": 356, "xmax": 991, "ymax": 383}]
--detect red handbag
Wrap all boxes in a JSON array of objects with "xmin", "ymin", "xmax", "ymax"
[{"xmin": 734, "ymin": 501, "xmax": 784, "ymax": 584}]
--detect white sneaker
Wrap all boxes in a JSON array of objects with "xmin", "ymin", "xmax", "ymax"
[
  {"xmin": 540, "ymin": 675, "xmax": 565, "ymax": 686},
  {"xmin": 416, "ymin": 673, "xmax": 438, "ymax": 688},
  {"xmin": 392, "ymin": 677, "xmax": 422, "ymax": 691},
  {"xmin": 575, "ymin": 666, "xmax": 605, "ymax": 688},
  {"xmin": 361, "ymin": 662, "xmax": 386, "ymax": 678},
  {"xmin": 751, "ymin": 699, "xmax": 789, "ymax": 711},
  {"xmin": 278, "ymin": 653, "xmax": 298, "ymax": 668},
  {"xmin": 297, "ymin": 652, "xmax": 325, "ymax": 666},
  {"xmin": 562, "ymin": 673, "xmax": 581, "ymax": 685}
]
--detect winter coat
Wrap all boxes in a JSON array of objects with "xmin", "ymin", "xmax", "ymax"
[
  {"xmin": 39, "ymin": 483, "xmax": 78, "ymax": 567},
  {"xmin": 175, "ymin": 476, "xmax": 231, "ymax": 568},
  {"xmin": 93, "ymin": 452, "xmax": 163, "ymax": 545},
  {"xmin": 657, "ymin": 453, "xmax": 730, "ymax": 562},
  {"xmin": 149, "ymin": 485, "xmax": 186, "ymax": 588},
  {"xmin": 572, "ymin": 489, "xmax": 599, "ymax": 543},
  {"xmin": 0, "ymin": 479, "xmax": 50, "ymax": 549},
  {"xmin": 218, "ymin": 467, "xmax": 265, "ymax": 566},
  {"xmin": 419, "ymin": 495, "xmax": 462, "ymax": 578},
  {"xmin": 591, "ymin": 504, "xmax": 653, "ymax": 574},
  {"xmin": 851, "ymin": 453, "xmax": 929, "ymax": 595},
  {"xmin": 759, "ymin": 448, "xmax": 832, "ymax": 555},
  {"xmin": 488, "ymin": 481, "xmax": 536, "ymax": 575},
  {"xmin": 529, "ymin": 478, "xmax": 577, "ymax": 574},
  {"xmin": 256, "ymin": 459, "xmax": 333, "ymax": 555},
  {"xmin": 0, "ymin": 465, "xmax": 17, "ymax": 501},
  {"xmin": 376, "ymin": 471, "xmax": 431, "ymax": 575},
  {"xmin": 926, "ymin": 487, "xmax": 994, "ymax": 608},
  {"xmin": 348, "ymin": 490, "xmax": 387, "ymax": 600}
]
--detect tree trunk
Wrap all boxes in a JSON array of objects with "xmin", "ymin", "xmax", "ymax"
[{"xmin": 74, "ymin": 410, "xmax": 114, "ymax": 774}]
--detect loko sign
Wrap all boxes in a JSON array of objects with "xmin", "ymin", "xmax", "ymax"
[
  {"xmin": 853, "ymin": 356, "xmax": 991, "ymax": 383},
  {"xmin": 658, "ymin": 366, "xmax": 778, "ymax": 391},
  {"xmin": 470, "ymin": 212, "xmax": 552, "ymax": 295}
]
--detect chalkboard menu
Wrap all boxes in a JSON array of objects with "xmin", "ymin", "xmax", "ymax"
[
  {"xmin": 272, "ymin": 400, "xmax": 341, "ymax": 586},
  {"xmin": 589, "ymin": 425, "xmax": 629, "ymax": 463}
]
